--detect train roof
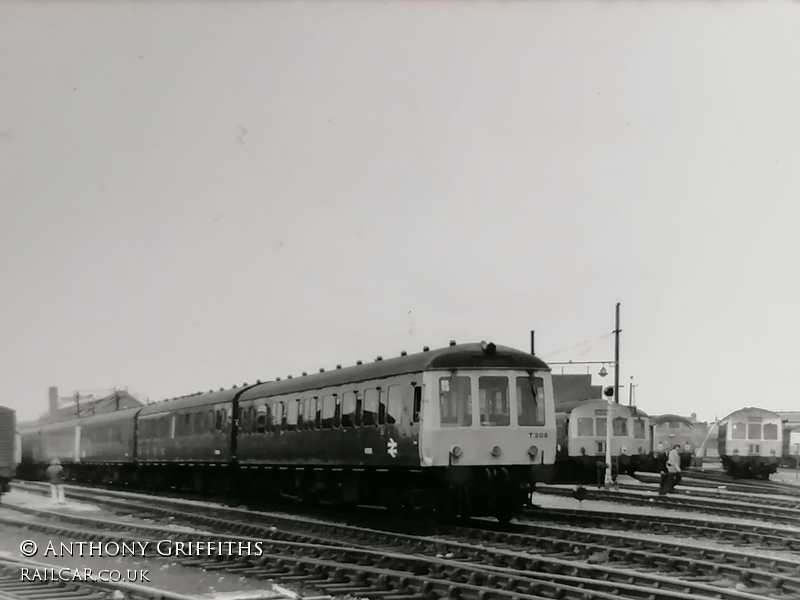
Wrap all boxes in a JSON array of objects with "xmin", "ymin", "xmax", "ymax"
[
  {"xmin": 720, "ymin": 407, "xmax": 782, "ymax": 423},
  {"xmin": 0, "ymin": 406, "xmax": 14, "ymax": 415},
  {"xmin": 19, "ymin": 406, "xmax": 143, "ymax": 433},
  {"xmin": 241, "ymin": 342, "xmax": 549, "ymax": 402},
  {"xmin": 138, "ymin": 388, "xmax": 243, "ymax": 417},
  {"xmin": 651, "ymin": 414, "xmax": 695, "ymax": 427},
  {"xmin": 565, "ymin": 399, "xmax": 649, "ymax": 418}
]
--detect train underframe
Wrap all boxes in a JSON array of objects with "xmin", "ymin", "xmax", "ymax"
[
  {"xmin": 721, "ymin": 455, "xmax": 779, "ymax": 479},
  {"xmin": 553, "ymin": 454, "xmax": 642, "ymax": 485},
  {"xmin": 18, "ymin": 461, "xmax": 554, "ymax": 522}
]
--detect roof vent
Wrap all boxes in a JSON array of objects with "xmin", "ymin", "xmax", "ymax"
[
  {"xmin": 302, "ymin": 372, "xmax": 308, "ymax": 376},
  {"xmin": 319, "ymin": 368, "xmax": 325, "ymax": 373},
  {"xmin": 481, "ymin": 341, "xmax": 497, "ymax": 355},
  {"xmin": 275, "ymin": 377, "xmax": 280, "ymax": 381},
  {"xmin": 400, "ymin": 351, "xmax": 407, "ymax": 356},
  {"xmin": 288, "ymin": 375, "xmax": 293, "ymax": 379},
  {"xmin": 356, "ymin": 360, "xmax": 363, "ymax": 365},
  {"xmin": 336, "ymin": 364, "xmax": 342, "ymax": 369},
  {"xmin": 233, "ymin": 385, "xmax": 238, "ymax": 389},
  {"xmin": 243, "ymin": 382, "xmax": 248, "ymax": 386},
  {"xmin": 423, "ymin": 346, "xmax": 430, "ymax": 352},
  {"xmin": 376, "ymin": 356, "xmax": 383, "ymax": 361},
  {"xmin": 449, "ymin": 340, "xmax": 457, "ymax": 347},
  {"xmin": 219, "ymin": 388, "xmax": 224, "ymax": 391},
  {"xmin": 256, "ymin": 379, "xmax": 261, "ymax": 384}
]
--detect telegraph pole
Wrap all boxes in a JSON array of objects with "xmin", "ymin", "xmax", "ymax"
[{"xmin": 614, "ymin": 302, "xmax": 621, "ymax": 404}]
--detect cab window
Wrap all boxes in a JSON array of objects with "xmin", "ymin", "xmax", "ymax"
[
  {"xmin": 764, "ymin": 423, "xmax": 778, "ymax": 440},
  {"xmin": 516, "ymin": 376, "xmax": 545, "ymax": 426},
  {"xmin": 479, "ymin": 376, "xmax": 509, "ymax": 426},
  {"xmin": 633, "ymin": 418, "xmax": 646, "ymax": 439},
  {"xmin": 439, "ymin": 376, "xmax": 472, "ymax": 427},
  {"xmin": 732, "ymin": 422, "xmax": 747, "ymax": 439},
  {"xmin": 577, "ymin": 417, "xmax": 593, "ymax": 436},
  {"xmin": 595, "ymin": 418, "xmax": 607, "ymax": 436},
  {"xmin": 747, "ymin": 423, "xmax": 762, "ymax": 440},
  {"xmin": 613, "ymin": 416, "xmax": 628, "ymax": 436}
]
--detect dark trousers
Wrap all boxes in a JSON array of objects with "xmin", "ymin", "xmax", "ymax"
[{"xmin": 659, "ymin": 472, "xmax": 681, "ymax": 495}]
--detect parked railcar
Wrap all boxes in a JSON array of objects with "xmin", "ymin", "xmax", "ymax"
[
  {"xmin": 717, "ymin": 407, "xmax": 782, "ymax": 478},
  {"xmin": 650, "ymin": 415, "xmax": 695, "ymax": 469},
  {"xmin": 237, "ymin": 341, "xmax": 556, "ymax": 520},
  {"xmin": 0, "ymin": 406, "xmax": 16, "ymax": 496},
  {"xmin": 18, "ymin": 341, "xmax": 556, "ymax": 521},
  {"xmin": 555, "ymin": 400, "xmax": 650, "ymax": 483}
]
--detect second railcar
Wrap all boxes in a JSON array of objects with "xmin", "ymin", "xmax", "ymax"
[
  {"xmin": 718, "ymin": 407, "xmax": 782, "ymax": 479},
  {"xmin": 555, "ymin": 400, "xmax": 650, "ymax": 483},
  {"xmin": 650, "ymin": 415, "xmax": 695, "ymax": 470}
]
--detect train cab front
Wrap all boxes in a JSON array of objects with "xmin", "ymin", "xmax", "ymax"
[{"xmin": 418, "ymin": 362, "xmax": 556, "ymax": 522}]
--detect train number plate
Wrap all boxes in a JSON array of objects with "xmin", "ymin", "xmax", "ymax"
[{"xmin": 528, "ymin": 432, "xmax": 548, "ymax": 439}]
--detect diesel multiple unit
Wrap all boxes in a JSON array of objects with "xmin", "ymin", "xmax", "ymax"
[{"xmin": 19, "ymin": 342, "xmax": 557, "ymax": 521}]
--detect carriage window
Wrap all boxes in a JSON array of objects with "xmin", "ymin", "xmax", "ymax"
[
  {"xmin": 764, "ymin": 423, "xmax": 778, "ymax": 440},
  {"xmin": 256, "ymin": 407, "xmax": 266, "ymax": 434},
  {"xmin": 439, "ymin": 376, "xmax": 472, "ymax": 427},
  {"xmin": 305, "ymin": 398, "xmax": 316, "ymax": 429},
  {"xmin": 221, "ymin": 409, "xmax": 228, "ymax": 433},
  {"xmin": 413, "ymin": 386, "xmax": 421, "ymax": 423},
  {"xmin": 378, "ymin": 389, "xmax": 387, "ymax": 424},
  {"xmin": 577, "ymin": 417, "xmax": 594, "ymax": 436},
  {"xmin": 355, "ymin": 392, "xmax": 363, "ymax": 426},
  {"xmin": 207, "ymin": 410, "xmax": 214, "ymax": 432},
  {"xmin": 342, "ymin": 392, "xmax": 356, "ymax": 427},
  {"xmin": 296, "ymin": 399, "xmax": 304, "ymax": 427},
  {"xmin": 732, "ymin": 422, "xmax": 747, "ymax": 439},
  {"xmin": 280, "ymin": 401, "xmax": 288, "ymax": 428},
  {"xmin": 595, "ymin": 418, "xmax": 607, "ymax": 436},
  {"xmin": 517, "ymin": 376, "xmax": 545, "ymax": 426},
  {"xmin": 479, "ymin": 376, "xmax": 509, "ymax": 426},
  {"xmin": 633, "ymin": 418, "xmax": 646, "ymax": 439},
  {"xmin": 747, "ymin": 423, "xmax": 762, "ymax": 440},
  {"xmin": 387, "ymin": 386, "xmax": 406, "ymax": 425},
  {"xmin": 363, "ymin": 390, "xmax": 378, "ymax": 426},
  {"xmin": 613, "ymin": 416, "xmax": 628, "ymax": 436},
  {"xmin": 287, "ymin": 399, "xmax": 297, "ymax": 430},
  {"xmin": 248, "ymin": 407, "xmax": 255, "ymax": 433},
  {"xmin": 333, "ymin": 395, "xmax": 341, "ymax": 428},
  {"xmin": 321, "ymin": 395, "xmax": 336, "ymax": 429}
]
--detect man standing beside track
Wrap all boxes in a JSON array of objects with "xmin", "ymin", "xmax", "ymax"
[
  {"xmin": 663, "ymin": 444, "xmax": 682, "ymax": 495},
  {"xmin": 45, "ymin": 458, "xmax": 65, "ymax": 504}
]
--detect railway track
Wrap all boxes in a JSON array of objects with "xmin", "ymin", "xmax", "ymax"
[
  {"xmin": 682, "ymin": 469, "xmax": 800, "ymax": 495},
  {"xmin": 522, "ymin": 506, "xmax": 800, "ymax": 550},
  {"xmin": 619, "ymin": 480, "xmax": 800, "ymax": 509},
  {"xmin": 535, "ymin": 484, "xmax": 800, "ymax": 524},
  {"xmin": 0, "ymin": 556, "xmax": 198, "ymax": 600},
  {"xmin": 636, "ymin": 471, "xmax": 800, "ymax": 498},
  {"xmin": 8, "ymin": 481, "xmax": 800, "ymax": 599}
]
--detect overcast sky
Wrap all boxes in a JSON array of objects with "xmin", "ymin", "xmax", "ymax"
[{"xmin": 1, "ymin": 2, "xmax": 798, "ymax": 423}]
